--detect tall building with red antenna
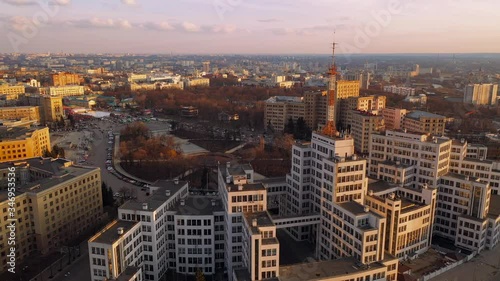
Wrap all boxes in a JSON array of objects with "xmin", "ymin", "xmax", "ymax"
[{"xmin": 321, "ymin": 41, "xmax": 338, "ymax": 137}]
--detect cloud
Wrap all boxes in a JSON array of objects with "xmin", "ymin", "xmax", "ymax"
[
  {"xmin": 8, "ymin": 15, "xmax": 32, "ymax": 31},
  {"xmin": 68, "ymin": 17, "xmax": 132, "ymax": 29},
  {"xmin": 210, "ymin": 24, "xmax": 237, "ymax": 33},
  {"xmin": 141, "ymin": 21, "xmax": 175, "ymax": 31},
  {"xmin": 1, "ymin": 0, "xmax": 70, "ymax": 5},
  {"xmin": 258, "ymin": 18, "xmax": 281, "ymax": 23},
  {"xmin": 181, "ymin": 21, "xmax": 200, "ymax": 32},
  {"xmin": 121, "ymin": 0, "xmax": 136, "ymax": 5},
  {"xmin": 271, "ymin": 25, "xmax": 338, "ymax": 36}
]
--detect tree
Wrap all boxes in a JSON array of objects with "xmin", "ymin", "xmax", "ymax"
[
  {"xmin": 101, "ymin": 182, "xmax": 114, "ymax": 207},
  {"xmin": 196, "ymin": 268, "xmax": 206, "ymax": 281},
  {"xmin": 284, "ymin": 117, "xmax": 295, "ymax": 135},
  {"xmin": 294, "ymin": 117, "xmax": 312, "ymax": 140},
  {"xmin": 201, "ymin": 167, "xmax": 209, "ymax": 189}
]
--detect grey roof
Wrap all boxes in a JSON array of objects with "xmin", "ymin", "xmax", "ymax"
[
  {"xmin": 91, "ymin": 220, "xmax": 139, "ymax": 244},
  {"xmin": 257, "ymin": 177, "xmax": 286, "ymax": 185},
  {"xmin": 120, "ymin": 180, "xmax": 187, "ymax": 211},
  {"xmin": 115, "ymin": 267, "xmax": 141, "ymax": 281},
  {"xmin": 279, "ymin": 258, "xmax": 385, "ymax": 281},
  {"xmin": 405, "ymin": 110, "xmax": 445, "ymax": 120},
  {"xmin": 368, "ymin": 180, "xmax": 399, "ymax": 194},
  {"xmin": 174, "ymin": 196, "xmax": 224, "ymax": 216},
  {"xmin": 338, "ymin": 201, "xmax": 371, "ymax": 216},
  {"xmin": 0, "ymin": 126, "xmax": 45, "ymax": 140},
  {"xmin": 488, "ymin": 195, "xmax": 500, "ymax": 218},
  {"xmin": 244, "ymin": 211, "xmax": 275, "ymax": 235}
]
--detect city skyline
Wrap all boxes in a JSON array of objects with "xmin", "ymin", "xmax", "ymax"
[{"xmin": 1, "ymin": 0, "xmax": 499, "ymax": 54}]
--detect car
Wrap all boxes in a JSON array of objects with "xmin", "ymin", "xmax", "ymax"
[
  {"xmin": 106, "ymin": 160, "xmax": 112, "ymax": 164},
  {"xmin": 108, "ymin": 141, "xmax": 113, "ymax": 144},
  {"xmin": 129, "ymin": 180, "xmax": 136, "ymax": 184},
  {"xmin": 107, "ymin": 167, "xmax": 114, "ymax": 171},
  {"xmin": 113, "ymin": 192, "xmax": 122, "ymax": 197}
]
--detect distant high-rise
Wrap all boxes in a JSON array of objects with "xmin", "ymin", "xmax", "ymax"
[
  {"xmin": 203, "ymin": 61, "xmax": 210, "ymax": 73},
  {"xmin": 464, "ymin": 84, "xmax": 498, "ymax": 105}
]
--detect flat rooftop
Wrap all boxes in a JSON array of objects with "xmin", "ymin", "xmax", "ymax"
[
  {"xmin": 488, "ymin": 195, "xmax": 500, "ymax": 219},
  {"xmin": 90, "ymin": 220, "xmax": 138, "ymax": 244},
  {"xmin": 120, "ymin": 180, "xmax": 187, "ymax": 211},
  {"xmin": 0, "ymin": 126, "xmax": 44, "ymax": 140},
  {"xmin": 257, "ymin": 177, "xmax": 286, "ymax": 185},
  {"xmin": 368, "ymin": 180, "xmax": 399, "ymax": 194},
  {"xmin": 405, "ymin": 110, "xmax": 445, "ymax": 120},
  {"xmin": 265, "ymin": 96, "xmax": 303, "ymax": 103},
  {"xmin": 279, "ymin": 258, "xmax": 385, "ymax": 281},
  {"xmin": 173, "ymin": 196, "xmax": 224, "ymax": 215},
  {"xmin": 115, "ymin": 266, "xmax": 140, "ymax": 281},
  {"xmin": 244, "ymin": 211, "xmax": 275, "ymax": 234}
]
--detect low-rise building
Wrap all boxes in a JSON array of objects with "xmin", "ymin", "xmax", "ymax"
[
  {"xmin": 402, "ymin": 110, "xmax": 446, "ymax": 135},
  {"xmin": 0, "ymin": 126, "xmax": 51, "ymax": 162},
  {"xmin": 0, "ymin": 106, "xmax": 40, "ymax": 122}
]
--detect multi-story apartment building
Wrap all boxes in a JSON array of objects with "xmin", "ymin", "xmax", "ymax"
[
  {"xmin": 264, "ymin": 96, "xmax": 305, "ymax": 132},
  {"xmin": 339, "ymin": 95, "xmax": 386, "ymax": 128},
  {"xmin": 51, "ymin": 72, "xmax": 82, "ymax": 86},
  {"xmin": 217, "ymin": 162, "xmax": 279, "ymax": 281},
  {"xmin": 435, "ymin": 173, "xmax": 495, "ymax": 252},
  {"xmin": 449, "ymin": 139, "xmax": 500, "ymax": 194},
  {"xmin": 369, "ymin": 130, "xmax": 452, "ymax": 188},
  {"xmin": 0, "ymin": 127, "xmax": 51, "ymax": 162},
  {"xmin": 348, "ymin": 110, "xmax": 384, "ymax": 154},
  {"xmin": 43, "ymin": 85, "xmax": 85, "ymax": 97},
  {"xmin": 369, "ymin": 130, "xmax": 500, "ymax": 252},
  {"xmin": 303, "ymin": 91, "xmax": 327, "ymax": 131},
  {"xmin": 365, "ymin": 181, "xmax": 437, "ymax": 259},
  {"xmin": 383, "ymin": 85, "xmax": 415, "ymax": 96},
  {"xmin": 402, "ymin": 110, "xmax": 446, "ymax": 135},
  {"xmin": 0, "ymin": 106, "xmax": 40, "ymax": 122},
  {"xmin": 90, "ymin": 180, "xmax": 189, "ymax": 281},
  {"xmin": 381, "ymin": 108, "xmax": 407, "ymax": 130},
  {"xmin": 464, "ymin": 84, "xmax": 498, "ymax": 105},
  {"xmin": 0, "ymin": 158, "xmax": 103, "ymax": 272},
  {"xmin": 184, "ymin": 78, "xmax": 210, "ymax": 88},
  {"xmin": 0, "ymin": 84, "xmax": 25, "ymax": 102},
  {"xmin": 25, "ymin": 94, "xmax": 64, "ymax": 125}
]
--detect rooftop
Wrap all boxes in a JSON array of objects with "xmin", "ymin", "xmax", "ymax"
[
  {"xmin": 173, "ymin": 196, "xmax": 224, "ymax": 216},
  {"xmin": 488, "ymin": 195, "xmax": 500, "ymax": 218},
  {"xmin": 90, "ymin": 220, "xmax": 139, "ymax": 244},
  {"xmin": 244, "ymin": 211, "xmax": 275, "ymax": 235},
  {"xmin": 115, "ymin": 266, "xmax": 140, "ymax": 281},
  {"xmin": 0, "ymin": 126, "xmax": 46, "ymax": 141},
  {"xmin": 121, "ymin": 180, "xmax": 187, "ymax": 211},
  {"xmin": 405, "ymin": 110, "xmax": 445, "ymax": 120},
  {"xmin": 265, "ymin": 96, "xmax": 303, "ymax": 104},
  {"xmin": 368, "ymin": 180, "xmax": 399, "ymax": 194},
  {"xmin": 338, "ymin": 201, "xmax": 382, "ymax": 220},
  {"xmin": 279, "ymin": 257, "xmax": 385, "ymax": 281}
]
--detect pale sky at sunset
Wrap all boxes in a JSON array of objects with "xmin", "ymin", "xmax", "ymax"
[{"xmin": 0, "ymin": 0, "xmax": 498, "ymax": 54}]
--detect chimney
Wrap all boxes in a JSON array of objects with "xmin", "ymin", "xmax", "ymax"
[
  {"xmin": 174, "ymin": 178, "xmax": 179, "ymax": 184},
  {"xmin": 142, "ymin": 203, "xmax": 148, "ymax": 210},
  {"xmin": 364, "ymin": 206, "xmax": 370, "ymax": 213},
  {"xmin": 460, "ymin": 138, "xmax": 465, "ymax": 144},
  {"xmin": 389, "ymin": 193, "xmax": 395, "ymax": 200},
  {"xmin": 226, "ymin": 176, "xmax": 231, "ymax": 184},
  {"xmin": 252, "ymin": 219, "xmax": 257, "ymax": 227},
  {"xmin": 165, "ymin": 190, "xmax": 171, "ymax": 196},
  {"xmin": 368, "ymin": 190, "xmax": 374, "ymax": 196},
  {"xmin": 117, "ymin": 227, "xmax": 124, "ymax": 235},
  {"xmin": 180, "ymin": 199, "xmax": 185, "ymax": 206},
  {"xmin": 211, "ymin": 199, "xmax": 216, "ymax": 206},
  {"xmin": 238, "ymin": 184, "xmax": 243, "ymax": 191}
]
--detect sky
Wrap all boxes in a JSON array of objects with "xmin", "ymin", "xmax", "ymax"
[{"xmin": 0, "ymin": 0, "xmax": 499, "ymax": 54}]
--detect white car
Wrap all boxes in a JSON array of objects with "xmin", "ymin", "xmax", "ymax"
[
  {"xmin": 106, "ymin": 160, "xmax": 112, "ymax": 164},
  {"xmin": 108, "ymin": 141, "xmax": 113, "ymax": 144},
  {"xmin": 107, "ymin": 166, "xmax": 113, "ymax": 171}
]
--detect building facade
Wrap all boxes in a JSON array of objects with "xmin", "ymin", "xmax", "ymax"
[
  {"xmin": 381, "ymin": 108, "xmax": 407, "ymax": 130},
  {"xmin": 0, "ymin": 127, "xmax": 51, "ymax": 162},
  {"xmin": 349, "ymin": 110, "xmax": 385, "ymax": 154},
  {"xmin": 0, "ymin": 106, "xmax": 40, "ymax": 122},
  {"xmin": 51, "ymin": 72, "xmax": 82, "ymax": 87},
  {"xmin": 402, "ymin": 111, "xmax": 446, "ymax": 135},
  {"xmin": 0, "ymin": 158, "xmax": 103, "ymax": 272},
  {"xmin": 464, "ymin": 84, "xmax": 498, "ymax": 105}
]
